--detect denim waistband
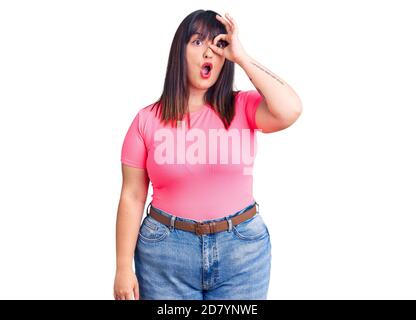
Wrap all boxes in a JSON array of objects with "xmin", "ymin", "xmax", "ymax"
[{"xmin": 146, "ymin": 200, "xmax": 259, "ymax": 224}]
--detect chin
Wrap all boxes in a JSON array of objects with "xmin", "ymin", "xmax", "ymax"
[{"xmin": 193, "ymin": 81, "xmax": 212, "ymax": 89}]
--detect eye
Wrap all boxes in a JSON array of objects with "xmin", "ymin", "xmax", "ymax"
[
  {"xmin": 216, "ymin": 40, "xmax": 228, "ymax": 49},
  {"xmin": 192, "ymin": 39, "xmax": 203, "ymax": 45}
]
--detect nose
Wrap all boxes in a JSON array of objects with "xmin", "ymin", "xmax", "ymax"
[
  {"xmin": 204, "ymin": 51, "xmax": 213, "ymax": 58},
  {"xmin": 204, "ymin": 43, "xmax": 214, "ymax": 58}
]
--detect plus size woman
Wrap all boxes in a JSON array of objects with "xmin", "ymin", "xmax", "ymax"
[{"xmin": 114, "ymin": 9, "xmax": 302, "ymax": 300}]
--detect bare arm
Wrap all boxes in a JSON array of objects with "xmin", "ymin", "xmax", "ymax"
[
  {"xmin": 237, "ymin": 54, "xmax": 303, "ymax": 133},
  {"xmin": 114, "ymin": 164, "xmax": 150, "ymax": 300},
  {"xmin": 210, "ymin": 13, "xmax": 302, "ymax": 133}
]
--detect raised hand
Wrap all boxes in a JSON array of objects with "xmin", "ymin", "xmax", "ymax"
[{"xmin": 209, "ymin": 13, "xmax": 249, "ymax": 65}]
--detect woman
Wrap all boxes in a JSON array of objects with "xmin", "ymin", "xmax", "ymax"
[{"xmin": 114, "ymin": 9, "xmax": 302, "ymax": 300}]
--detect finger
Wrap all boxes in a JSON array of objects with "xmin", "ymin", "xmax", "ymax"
[
  {"xmin": 210, "ymin": 34, "xmax": 228, "ymax": 54},
  {"xmin": 215, "ymin": 14, "xmax": 232, "ymax": 32},
  {"xmin": 134, "ymin": 283, "xmax": 140, "ymax": 300},
  {"xmin": 213, "ymin": 33, "xmax": 228, "ymax": 45},
  {"xmin": 224, "ymin": 13, "xmax": 235, "ymax": 29},
  {"xmin": 223, "ymin": 13, "xmax": 234, "ymax": 30},
  {"xmin": 225, "ymin": 13, "xmax": 238, "ymax": 32},
  {"xmin": 222, "ymin": 15, "xmax": 234, "ymax": 32}
]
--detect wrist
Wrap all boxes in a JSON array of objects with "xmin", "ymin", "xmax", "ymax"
[
  {"xmin": 236, "ymin": 53, "xmax": 251, "ymax": 66},
  {"xmin": 116, "ymin": 263, "xmax": 133, "ymax": 272}
]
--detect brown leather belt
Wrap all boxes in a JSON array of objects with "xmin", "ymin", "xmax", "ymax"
[{"xmin": 148, "ymin": 204, "xmax": 258, "ymax": 236}]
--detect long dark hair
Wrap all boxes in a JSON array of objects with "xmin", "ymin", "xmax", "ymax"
[{"xmin": 151, "ymin": 9, "xmax": 240, "ymax": 130}]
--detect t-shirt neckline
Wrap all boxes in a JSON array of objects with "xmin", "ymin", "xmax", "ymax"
[{"xmin": 188, "ymin": 103, "xmax": 209, "ymax": 115}]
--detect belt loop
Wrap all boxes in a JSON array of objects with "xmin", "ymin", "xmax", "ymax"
[
  {"xmin": 225, "ymin": 216, "xmax": 232, "ymax": 232},
  {"xmin": 170, "ymin": 215, "xmax": 176, "ymax": 231},
  {"xmin": 146, "ymin": 201, "xmax": 152, "ymax": 216},
  {"xmin": 255, "ymin": 201, "xmax": 259, "ymax": 214}
]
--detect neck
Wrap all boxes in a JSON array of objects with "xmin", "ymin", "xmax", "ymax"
[{"xmin": 188, "ymin": 87, "xmax": 207, "ymax": 109}]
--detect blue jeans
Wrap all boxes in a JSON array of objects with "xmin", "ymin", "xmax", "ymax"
[{"xmin": 134, "ymin": 200, "xmax": 272, "ymax": 300}]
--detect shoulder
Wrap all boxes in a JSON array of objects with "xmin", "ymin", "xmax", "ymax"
[
  {"xmin": 136, "ymin": 102, "xmax": 158, "ymax": 118},
  {"xmin": 132, "ymin": 101, "xmax": 164, "ymax": 137},
  {"xmin": 233, "ymin": 90, "xmax": 262, "ymax": 108},
  {"xmin": 232, "ymin": 90, "xmax": 263, "ymax": 130},
  {"xmin": 235, "ymin": 89, "xmax": 262, "ymax": 101},
  {"xmin": 133, "ymin": 102, "xmax": 160, "ymax": 125}
]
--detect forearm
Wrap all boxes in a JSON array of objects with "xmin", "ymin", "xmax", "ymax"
[
  {"xmin": 115, "ymin": 196, "xmax": 145, "ymax": 270},
  {"xmin": 237, "ymin": 54, "xmax": 302, "ymax": 117}
]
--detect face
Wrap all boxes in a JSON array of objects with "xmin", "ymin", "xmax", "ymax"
[{"xmin": 186, "ymin": 33, "xmax": 226, "ymax": 90}]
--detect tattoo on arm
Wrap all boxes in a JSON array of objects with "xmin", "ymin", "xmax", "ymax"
[{"xmin": 249, "ymin": 61, "xmax": 286, "ymax": 86}]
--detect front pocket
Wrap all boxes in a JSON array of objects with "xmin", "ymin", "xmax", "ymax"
[
  {"xmin": 142, "ymin": 217, "xmax": 158, "ymax": 231},
  {"xmin": 232, "ymin": 213, "xmax": 269, "ymax": 241},
  {"xmin": 139, "ymin": 216, "xmax": 170, "ymax": 243}
]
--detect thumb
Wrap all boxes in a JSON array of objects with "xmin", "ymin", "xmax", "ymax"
[{"xmin": 133, "ymin": 281, "xmax": 140, "ymax": 300}]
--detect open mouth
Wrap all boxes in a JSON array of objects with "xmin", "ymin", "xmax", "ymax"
[{"xmin": 200, "ymin": 62, "xmax": 212, "ymax": 78}]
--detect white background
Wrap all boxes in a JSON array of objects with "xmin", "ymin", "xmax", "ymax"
[{"xmin": 0, "ymin": 0, "xmax": 415, "ymax": 299}]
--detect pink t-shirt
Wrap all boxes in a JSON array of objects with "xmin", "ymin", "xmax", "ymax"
[{"xmin": 120, "ymin": 90, "xmax": 262, "ymax": 220}]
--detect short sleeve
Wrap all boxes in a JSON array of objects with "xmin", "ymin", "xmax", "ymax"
[
  {"xmin": 120, "ymin": 112, "xmax": 147, "ymax": 169},
  {"xmin": 243, "ymin": 90, "xmax": 263, "ymax": 130}
]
